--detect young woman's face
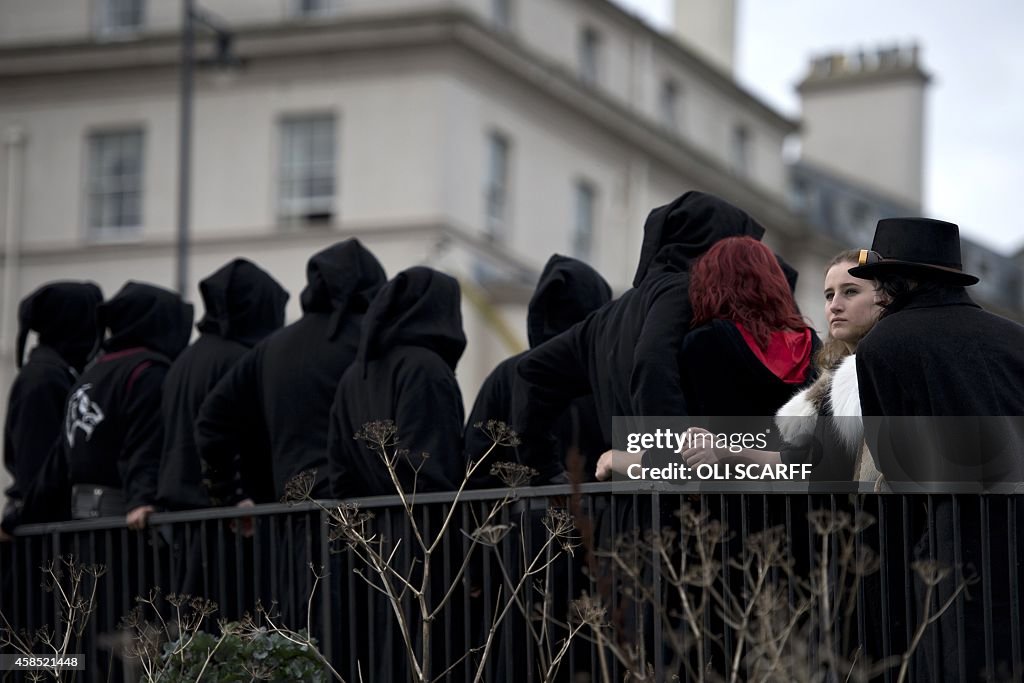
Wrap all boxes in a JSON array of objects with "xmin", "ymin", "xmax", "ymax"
[{"xmin": 824, "ymin": 261, "xmax": 883, "ymax": 344}]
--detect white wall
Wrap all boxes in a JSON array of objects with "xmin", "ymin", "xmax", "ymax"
[{"xmin": 801, "ymin": 80, "xmax": 926, "ymax": 208}]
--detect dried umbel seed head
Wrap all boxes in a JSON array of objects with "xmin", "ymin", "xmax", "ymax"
[
  {"xmin": 466, "ymin": 523, "xmax": 516, "ymax": 546},
  {"xmin": 354, "ymin": 420, "xmax": 400, "ymax": 449},
  {"xmin": 473, "ymin": 420, "xmax": 522, "ymax": 448},
  {"xmin": 570, "ymin": 593, "xmax": 608, "ymax": 627},
  {"xmin": 490, "ymin": 461, "xmax": 537, "ymax": 488},
  {"xmin": 281, "ymin": 469, "xmax": 318, "ymax": 504}
]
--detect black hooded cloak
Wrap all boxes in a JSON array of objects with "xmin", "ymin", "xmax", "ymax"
[
  {"xmin": 2, "ymin": 282, "xmax": 102, "ymax": 530},
  {"xmin": 516, "ymin": 191, "xmax": 767, "ymax": 477},
  {"xmin": 158, "ymin": 259, "xmax": 288, "ymax": 510},
  {"xmin": 64, "ymin": 282, "xmax": 194, "ymax": 512},
  {"xmin": 463, "ymin": 255, "xmax": 612, "ymax": 486},
  {"xmin": 196, "ymin": 239, "xmax": 386, "ymax": 502},
  {"xmin": 327, "ymin": 266, "xmax": 467, "ymax": 498}
]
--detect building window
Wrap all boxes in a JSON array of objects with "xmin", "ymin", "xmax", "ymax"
[
  {"xmin": 289, "ymin": 0, "xmax": 336, "ymax": 18},
  {"xmin": 660, "ymin": 79, "xmax": 681, "ymax": 132},
  {"xmin": 484, "ymin": 132, "xmax": 511, "ymax": 242},
  {"xmin": 96, "ymin": 0, "xmax": 145, "ymax": 36},
  {"xmin": 87, "ymin": 129, "xmax": 144, "ymax": 239},
  {"xmin": 579, "ymin": 27, "xmax": 601, "ymax": 85},
  {"xmin": 279, "ymin": 115, "xmax": 336, "ymax": 222},
  {"xmin": 731, "ymin": 125, "xmax": 750, "ymax": 176},
  {"xmin": 492, "ymin": 0, "xmax": 512, "ymax": 31},
  {"xmin": 573, "ymin": 181, "xmax": 596, "ymax": 261}
]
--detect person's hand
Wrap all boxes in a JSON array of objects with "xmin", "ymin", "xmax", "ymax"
[
  {"xmin": 679, "ymin": 427, "xmax": 725, "ymax": 467},
  {"xmin": 0, "ymin": 527, "xmax": 13, "ymax": 543},
  {"xmin": 596, "ymin": 449, "xmax": 640, "ymax": 480},
  {"xmin": 595, "ymin": 449, "xmax": 617, "ymax": 481},
  {"xmin": 126, "ymin": 505, "xmax": 156, "ymax": 530},
  {"xmin": 230, "ymin": 498, "xmax": 256, "ymax": 538}
]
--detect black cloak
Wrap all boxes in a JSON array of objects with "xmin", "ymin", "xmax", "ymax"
[
  {"xmin": 196, "ymin": 239, "xmax": 386, "ymax": 502},
  {"xmin": 516, "ymin": 191, "xmax": 767, "ymax": 477},
  {"xmin": 463, "ymin": 255, "xmax": 612, "ymax": 486},
  {"xmin": 65, "ymin": 282, "xmax": 194, "ymax": 511},
  {"xmin": 856, "ymin": 286, "xmax": 1024, "ymax": 680},
  {"xmin": 328, "ymin": 266, "xmax": 467, "ymax": 498},
  {"xmin": 857, "ymin": 286, "xmax": 1024, "ymax": 483},
  {"xmin": 2, "ymin": 282, "xmax": 102, "ymax": 531},
  {"xmin": 158, "ymin": 259, "xmax": 289, "ymax": 510}
]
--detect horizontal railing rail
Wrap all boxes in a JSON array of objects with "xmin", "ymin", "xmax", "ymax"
[{"xmin": 2, "ymin": 487, "xmax": 1021, "ymax": 683}]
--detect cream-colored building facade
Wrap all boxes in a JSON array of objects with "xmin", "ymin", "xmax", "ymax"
[{"xmin": 0, "ymin": 0, "xmax": 853, "ymax": 500}]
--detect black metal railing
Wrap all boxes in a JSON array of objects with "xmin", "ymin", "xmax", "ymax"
[{"xmin": 2, "ymin": 483, "xmax": 1022, "ymax": 682}]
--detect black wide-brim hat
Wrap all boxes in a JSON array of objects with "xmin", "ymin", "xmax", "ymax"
[{"xmin": 847, "ymin": 217, "xmax": 979, "ymax": 286}]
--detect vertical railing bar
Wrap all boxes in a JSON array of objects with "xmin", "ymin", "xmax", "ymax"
[
  {"xmin": 878, "ymin": 493, "xmax": 893, "ymax": 683},
  {"xmin": 952, "ymin": 494, "xmax": 966, "ymax": 683},
  {"xmin": 319, "ymin": 506, "xmax": 333, "ymax": 665},
  {"xmin": 1008, "ymin": 494, "xmax": 1022, "ymax": 683},
  {"xmin": 980, "ymin": 495, "xmax": 995, "ymax": 678}
]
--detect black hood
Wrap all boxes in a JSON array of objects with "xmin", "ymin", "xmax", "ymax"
[
  {"xmin": 632, "ymin": 191, "xmax": 767, "ymax": 287},
  {"xmin": 299, "ymin": 238, "xmax": 387, "ymax": 339},
  {"xmin": 16, "ymin": 281, "xmax": 103, "ymax": 372},
  {"xmin": 99, "ymin": 282, "xmax": 194, "ymax": 360},
  {"xmin": 527, "ymin": 255, "xmax": 612, "ymax": 348},
  {"xmin": 357, "ymin": 266, "xmax": 467, "ymax": 372},
  {"xmin": 196, "ymin": 258, "xmax": 289, "ymax": 347},
  {"xmin": 776, "ymin": 253, "xmax": 799, "ymax": 293}
]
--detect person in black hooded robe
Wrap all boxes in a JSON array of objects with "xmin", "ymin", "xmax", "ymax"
[
  {"xmin": 63, "ymin": 282, "xmax": 194, "ymax": 529},
  {"xmin": 1, "ymin": 282, "xmax": 102, "ymax": 538},
  {"xmin": 326, "ymin": 266, "xmax": 465, "ymax": 682},
  {"xmin": 463, "ymin": 255, "xmax": 612, "ymax": 487},
  {"xmin": 195, "ymin": 239, "xmax": 385, "ymax": 631},
  {"xmin": 328, "ymin": 266, "xmax": 466, "ymax": 498},
  {"xmin": 196, "ymin": 238, "xmax": 386, "ymax": 503},
  {"xmin": 158, "ymin": 259, "xmax": 288, "ymax": 511},
  {"xmin": 156, "ymin": 259, "xmax": 288, "ymax": 618},
  {"xmin": 516, "ymin": 191, "xmax": 767, "ymax": 478}
]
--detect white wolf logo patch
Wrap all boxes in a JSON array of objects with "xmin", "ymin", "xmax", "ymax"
[{"xmin": 65, "ymin": 384, "xmax": 105, "ymax": 448}]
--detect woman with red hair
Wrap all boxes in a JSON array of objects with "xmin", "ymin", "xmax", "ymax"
[
  {"xmin": 595, "ymin": 237, "xmax": 816, "ymax": 479},
  {"xmin": 679, "ymin": 236, "xmax": 816, "ymax": 415}
]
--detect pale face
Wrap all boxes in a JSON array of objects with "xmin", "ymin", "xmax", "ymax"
[{"xmin": 824, "ymin": 261, "xmax": 884, "ymax": 345}]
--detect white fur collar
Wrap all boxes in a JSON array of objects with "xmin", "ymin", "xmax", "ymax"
[
  {"xmin": 829, "ymin": 354, "xmax": 863, "ymax": 453},
  {"xmin": 775, "ymin": 388, "xmax": 818, "ymax": 446},
  {"xmin": 775, "ymin": 354, "xmax": 864, "ymax": 452}
]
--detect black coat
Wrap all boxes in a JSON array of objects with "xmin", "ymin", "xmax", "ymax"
[
  {"xmin": 66, "ymin": 282, "xmax": 194, "ymax": 511},
  {"xmin": 3, "ymin": 347, "xmax": 75, "ymax": 506},
  {"xmin": 196, "ymin": 240, "xmax": 386, "ymax": 502},
  {"xmin": 516, "ymin": 192, "xmax": 767, "ymax": 475},
  {"xmin": 3, "ymin": 283, "xmax": 102, "ymax": 516},
  {"xmin": 463, "ymin": 255, "xmax": 611, "ymax": 486},
  {"xmin": 328, "ymin": 267, "xmax": 466, "ymax": 498},
  {"xmin": 857, "ymin": 286, "xmax": 1024, "ymax": 680},
  {"xmin": 857, "ymin": 287, "xmax": 1024, "ymax": 484},
  {"xmin": 680, "ymin": 320, "xmax": 818, "ymax": 418},
  {"xmin": 158, "ymin": 259, "xmax": 288, "ymax": 509}
]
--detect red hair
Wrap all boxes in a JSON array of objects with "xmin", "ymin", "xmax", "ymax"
[{"xmin": 690, "ymin": 237, "xmax": 807, "ymax": 349}]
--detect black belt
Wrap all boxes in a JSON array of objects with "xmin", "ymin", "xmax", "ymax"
[{"xmin": 71, "ymin": 484, "xmax": 125, "ymax": 519}]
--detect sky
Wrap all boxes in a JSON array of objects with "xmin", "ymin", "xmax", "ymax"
[{"xmin": 612, "ymin": 0, "xmax": 1024, "ymax": 255}]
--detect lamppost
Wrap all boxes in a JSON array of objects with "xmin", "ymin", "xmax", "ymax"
[{"xmin": 177, "ymin": 0, "xmax": 239, "ymax": 297}]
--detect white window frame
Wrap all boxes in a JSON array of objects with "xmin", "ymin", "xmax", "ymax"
[
  {"xmin": 484, "ymin": 131, "xmax": 511, "ymax": 243},
  {"xmin": 85, "ymin": 128, "xmax": 145, "ymax": 241},
  {"xmin": 660, "ymin": 79, "xmax": 681, "ymax": 132},
  {"xmin": 288, "ymin": 0, "xmax": 338, "ymax": 19},
  {"xmin": 95, "ymin": 0, "xmax": 145, "ymax": 37},
  {"xmin": 573, "ymin": 180, "xmax": 597, "ymax": 261},
  {"xmin": 579, "ymin": 27, "xmax": 602, "ymax": 85},
  {"xmin": 492, "ymin": 0, "xmax": 513, "ymax": 31},
  {"xmin": 278, "ymin": 114, "xmax": 338, "ymax": 223},
  {"xmin": 731, "ymin": 125, "xmax": 751, "ymax": 177}
]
